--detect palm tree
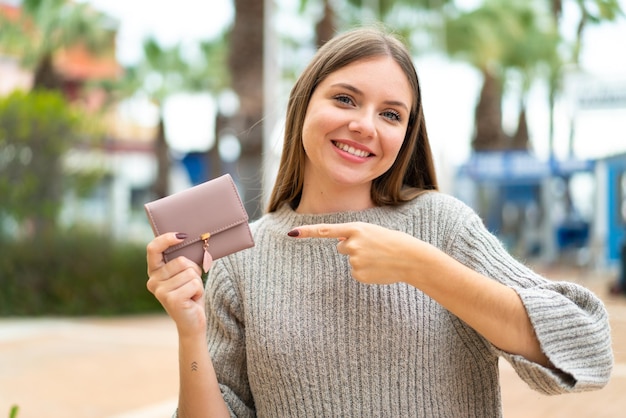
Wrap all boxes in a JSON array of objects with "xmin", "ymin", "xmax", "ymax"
[
  {"xmin": 0, "ymin": 0, "xmax": 116, "ymax": 236},
  {"xmin": 444, "ymin": 1, "xmax": 512, "ymax": 151},
  {"xmin": 115, "ymin": 37, "xmax": 185, "ymax": 198},
  {"xmin": 189, "ymin": 37, "xmax": 230, "ymax": 180},
  {"xmin": 500, "ymin": 4, "xmax": 562, "ymax": 151},
  {"xmin": 128, "ymin": 38, "xmax": 185, "ymax": 198},
  {"xmin": 552, "ymin": 0, "xmax": 623, "ymax": 62},
  {"xmin": 117, "ymin": 36, "xmax": 228, "ymax": 199},
  {"xmin": 0, "ymin": 0, "xmax": 118, "ymax": 92},
  {"xmin": 226, "ymin": 0, "xmax": 265, "ymax": 219},
  {"xmin": 444, "ymin": 0, "xmax": 561, "ymax": 151},
  {"xmin": 315, "ymin": 0, "xmax": 336, "ymax": 47},
  {"xmin": 547, "ymin": 0, "xmax": 623, "ymax": 157},
  {"xmin": 299, "ymin": 0, "xmax": 453, "ymax": 49}
]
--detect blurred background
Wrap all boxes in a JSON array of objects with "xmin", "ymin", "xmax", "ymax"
[
  {"xmin": 1, "ymin": 1, "xmax": 626, "ymax": 417},
  {"xmin": 0, "ymin": 0, "xmax": 625, "ymax": 311}
]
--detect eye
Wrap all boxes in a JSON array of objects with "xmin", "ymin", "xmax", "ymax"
[
  {"xmin": 334, "ymin": 94, "xmax": 355, "ymax": 106},
  {"xmin": 381, "ymin": 109, "xmax": 401, "ymax": 122}
]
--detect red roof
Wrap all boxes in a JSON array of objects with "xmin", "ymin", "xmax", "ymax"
[
  {"xmin": 0, "ymin": 2, "xmax": 122, "ymax": 81},
  {"xmin": 54, "ymin": 43, "xmax": 122, "ymax": 81},
  {"xmin": 0, "ymin": 3, "xmax": 20, "ymax": 21}
]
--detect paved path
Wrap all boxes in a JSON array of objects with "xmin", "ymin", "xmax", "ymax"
[
  {"xmin": 1, "ymin": 267, "xmax": 625, "ymax": 418},
  {"xmin": 0, "ymin": 316, "xmax": 179, "ymax": 418}
]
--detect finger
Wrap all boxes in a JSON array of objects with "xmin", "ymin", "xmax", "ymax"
[
  {"xmin": 287, "ymin": 223, "xmax": 354, "ymax": 239},
  {"xmin": 336, "ymin": 239, "xmax": 350, "ymax": 255},
  {"xmin": 159, "ymin": 255, "xmax": 203, "ymax": 281},
  {"xmin": 150, "ymin": 269, "xmax": 205, "ymax": 310},
  {"xmin": 146, "ymin": 232, "xmax": 188, "ymax": 274},
  {"xmin": 150, "ymin": 262, "xmax": 201, "ymax": 295}
]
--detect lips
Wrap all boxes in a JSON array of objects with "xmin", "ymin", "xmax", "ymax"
[{"xmin": 332, "ymin": 141, "xmax": 372, "ymax": 158}]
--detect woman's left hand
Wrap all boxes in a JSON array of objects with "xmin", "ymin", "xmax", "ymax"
[{"xmin": 288, "ymin": 222, "xmax": 434, "ymax": 285}]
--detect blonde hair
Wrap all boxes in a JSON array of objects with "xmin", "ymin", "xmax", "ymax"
[{"xmin": 267, "ymin": 27, "xmax": 438, "ymax": 213}]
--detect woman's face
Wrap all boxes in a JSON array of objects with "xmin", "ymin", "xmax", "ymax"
[{"xmin": 301, "ymin": 56, "xmax": 413, "ymax": 204}]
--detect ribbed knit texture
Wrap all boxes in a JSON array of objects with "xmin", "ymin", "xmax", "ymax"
[{"xmin": 201, "ymin": 192, "xmax": 613, "ymax": 418}]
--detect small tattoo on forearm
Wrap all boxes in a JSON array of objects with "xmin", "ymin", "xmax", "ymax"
[{"xmin": 191, "ymin": 361, "xmax": 198, "ymax": 372}]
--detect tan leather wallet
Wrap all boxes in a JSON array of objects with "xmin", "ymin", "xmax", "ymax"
[{"xmin": 144, "ymin": 174, "xmax": 255, "ymax": 270}]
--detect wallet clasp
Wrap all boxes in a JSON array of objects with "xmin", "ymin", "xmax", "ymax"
[{"xmin": 201, "ymin": 232, "xmax": 213, "ymax": 273}]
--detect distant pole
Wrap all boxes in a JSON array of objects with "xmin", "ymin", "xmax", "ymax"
[{"xmin": 262, "ymin": 0, "xmax": 279, "ymax": 207}]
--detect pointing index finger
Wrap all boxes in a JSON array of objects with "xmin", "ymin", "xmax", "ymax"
[{"xmin": 287, "ymin": 223, "xmax": 352, "ymax": 239}]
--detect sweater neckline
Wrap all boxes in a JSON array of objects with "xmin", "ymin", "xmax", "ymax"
[{"xmin": 273, "ymin": 201, "xmax": 408, "ymax": 226}]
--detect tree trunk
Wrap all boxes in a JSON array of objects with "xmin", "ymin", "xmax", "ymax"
[
  {"xmin": 573, "ymin": 8, "xmax": 589, "ymax": 64},
  {"xmin": 511, "ymin": 106, "xmax": 530, "ymax": 151},
  {"xmin": 551, "ymin": 0, "xmax": 562, "ymax": 19},
  {"xmin": 153, "ymin": 113, "xmax": 170, "ymax": 198},
  {"xmin": 32, "ymin": 154, "xmax": 63, "ymax": 238},
  {"xmin": 32, "ymin": 54, "xmax": 62, "ymax": 91},
  {"xmin": 315, "ymin": 0, "xmax": 336, "ymax": 48},
  {"xmin": 229, "ymin": 0, "xmax": 265, "ymax": 219},
  {"xmin": 28, "ymin": 55, "xmax": 65, "ymax": 235},
  {"xmin": 472, "ymin": 70, "xmax": 507, "ymax": 151}
]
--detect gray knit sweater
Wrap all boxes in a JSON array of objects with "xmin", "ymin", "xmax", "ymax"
[{"xmin": 202, "ymin": 192, "xmax": 613, "ymax": 418}]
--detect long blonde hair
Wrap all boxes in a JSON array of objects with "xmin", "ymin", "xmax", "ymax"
[{"xmin": 266, "ymin": 27, "xmax": 438, "ymax": 213}]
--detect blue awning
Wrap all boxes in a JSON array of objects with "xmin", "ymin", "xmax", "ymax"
[{"xmin": 458, "ymin": 152, "xmax": 594, "ymax": 183}]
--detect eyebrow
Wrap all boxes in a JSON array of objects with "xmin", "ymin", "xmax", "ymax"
[{"xmin": 330, "ymin": 82, "xmax": 410, "ymax": 113}]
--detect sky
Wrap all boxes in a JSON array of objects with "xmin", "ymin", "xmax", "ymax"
[{"xmin": 82, "ymin": 0, "xmax": 234, "ymax": 65}]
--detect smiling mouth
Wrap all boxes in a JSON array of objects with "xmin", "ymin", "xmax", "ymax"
[{"xmin": 332, "ymin": 141, "xmax": 372, "ymax": 158}]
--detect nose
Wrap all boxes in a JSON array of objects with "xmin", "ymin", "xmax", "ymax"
[{"xmin": 348, "ymin": 109, "xmax": 376, "ymax": 139}]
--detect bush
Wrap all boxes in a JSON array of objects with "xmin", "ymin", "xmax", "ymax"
[
  {"xmin": 0, "ymin": 230, "xmax": 162, "ymax": 316},
  {"xmin": 0, "ymin": 90, "xmax": 104, "ymax": 238}
]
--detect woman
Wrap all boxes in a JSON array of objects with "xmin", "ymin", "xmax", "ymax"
[{"xmin": 147, "ymin": 27, "xmax": 613, "ymax": 417}]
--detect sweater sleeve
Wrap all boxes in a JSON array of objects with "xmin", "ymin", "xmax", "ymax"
[
  {"xmin": 442, "ymin": 197, "xmax": 613, "ymax": 395},
  {"xmin": 204, "ymin": 257, "xmax": 256, "ymax": 417}
]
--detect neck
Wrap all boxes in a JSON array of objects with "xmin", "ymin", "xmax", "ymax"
[{"xmin": 296, "ymin": 183, "xmax": 374, "ymax": 214}]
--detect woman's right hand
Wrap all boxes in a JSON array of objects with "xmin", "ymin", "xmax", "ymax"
[
  {"xmin": 148, "ymin": 234, "xmax": 232, "ymax": 417},
  {"xmin": 146, "ymin": 233, "xmax": 206, "ymax": 337}
]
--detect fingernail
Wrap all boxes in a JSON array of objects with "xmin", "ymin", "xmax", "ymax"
[
  {"xmin": 287, "ymin": 229, "xmax": 300, "ymax": 237},
  {"xmin": 175, "ymin": 232, "xmax": 188, "ymax": 239}
]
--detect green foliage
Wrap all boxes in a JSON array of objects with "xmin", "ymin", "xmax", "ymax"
[
  {"xmin": 444, "ymin": 1, "xmax": 543, "ymax": 71},
  {"xmin": 115, "ymin": 33, "xmax": 230, "ymax": 105},
  {"xmin": 0, "ymin": 90, "xmax": 104, "ymax": 236},
  {"xmin": 0, "ymin": 230, "xmax": 161, "ymax": 316},
  {"xmin": 583, "ymin": 0, "xmax": 624, "ymax": 22},
  {"xmin": 1, "ymin": 0, "xmax": 115, "ymax": 71},
  {"xmin": 191, "ymin": 35, "xmax": 231, "ymax": 91}
]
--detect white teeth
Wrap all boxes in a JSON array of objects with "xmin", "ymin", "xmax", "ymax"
[{"xmin": 333, "ymin": 141, "xmax": 370, "ymax": 158}]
